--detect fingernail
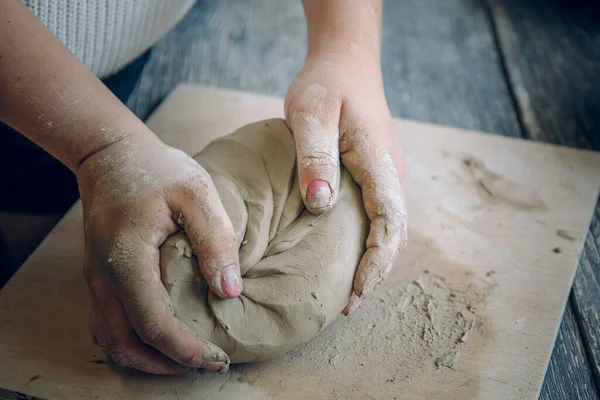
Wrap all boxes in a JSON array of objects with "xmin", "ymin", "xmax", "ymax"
[
  {"xmin": 342, "ymin": 293, "xmax": 362, "ymax": 316},
  {"xmin": 204, "ymin": 361, "xmax": 224, "ymax": 372},
  {"xmin": 306, "ymin": 180, "xmax": 332, "ymax": 210},
  {"xmin": 203, "ymin": 341, "xmax": 230, "ymax": 365},
  {"xmin": 221, "ymin": 265, "xmax": 242, "ymax": 297},
  {"xmin": 217, "ymin": 360, "xmax": 230, "ymax": 374},
  {"xmin": 362, "ymin": 264, "xmax": 390, "ymax": 296}
]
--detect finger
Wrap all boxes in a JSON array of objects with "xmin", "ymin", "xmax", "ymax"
[
  {"xmin": 166, "ymin": 168, "xmax": 242, "ymax": 299},
  {"xmin": 90, "ymin": 297, "xmax": 189, "ymax": 374},
  {"xmin": 339, "ymin": 120, "xmax": 408, "ymax": 315},
  {"xmin": 102, "ymin": 237, "xmax": 231, "ymax": 372},
  {"xmin": 286, "ymin": 85, "xmax": 342, "ymax": 213}
]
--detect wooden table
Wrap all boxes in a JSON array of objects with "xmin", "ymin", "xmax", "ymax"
[{"xmin": 1, "ymin": 1, "xmax": 599, "ymax": 399}]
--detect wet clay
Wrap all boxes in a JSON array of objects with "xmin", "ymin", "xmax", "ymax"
[{"xmin": 159, "ymin": 118, "xmax": 368, "ymax": 363}]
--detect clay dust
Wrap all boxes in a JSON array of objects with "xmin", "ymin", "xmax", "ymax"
[{"xmin": 179, "ymin": 269, "xmax": 496, "ymax": 400}]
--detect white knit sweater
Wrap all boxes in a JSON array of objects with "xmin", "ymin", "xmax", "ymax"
[{"xmin": 23, "ymin": 0, "xmax": 196, "ymax": 78}]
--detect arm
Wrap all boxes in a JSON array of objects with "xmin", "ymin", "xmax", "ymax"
[
  {"xmin": 0, "ymin": 0, "xmax": 150, "ymax": 171},
  {"xmin": 0, "ymin": 1, "xmax": 241, "ymax": 374},
  {"xmin": 287, "ymin": 0, "xmax": 407, "ymax": 313},
  {"xmin": 303, "ymin": 0, "xmax": 381, "ymax": 59}
]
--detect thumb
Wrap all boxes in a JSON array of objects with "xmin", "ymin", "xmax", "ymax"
[
  {"xmin": 167, "ymin": 172, "xmax": 242, "ymax": 299},
  {"xmin": 287, "ymin": 110, "xmax": 341, "ymax": 214}
]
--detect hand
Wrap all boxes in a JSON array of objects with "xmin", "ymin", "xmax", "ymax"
[
  {"xmin": 78, "ymin": 133, "xmax": 243, "ymax": 374},
  {"xmin": 285, "ymin": 50, "xmax": 408, "ymax": 315}
]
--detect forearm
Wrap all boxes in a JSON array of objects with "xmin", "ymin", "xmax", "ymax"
[
  {"xmin": 301, "ymin": 0, "xmax": 382, "ymax": 59},
  {"xmin": 0, "ymin": 1, "xmax": 155, "ymax": 172}
]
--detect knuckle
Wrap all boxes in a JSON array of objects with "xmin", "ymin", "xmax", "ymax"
[
  {"xmin": 287, "ymin": 83, "xmax": 336, "ymax": 113},
  {"xmin": 178, "ymin": 350, "xmax": 200, "ymax": 367},
  {"xmin": 177, "ymin": 183, "xmax": 204, "ymax": 204},
  {"xmin": 109, "ymin": 350, "xmax": 134, "ymax": 368},
  {"xmin": 299, "ymin": 152, "xmax": 338, "ymax": 169},
  {"xmin": 375, "ymin": 202, "xmax": 405, "ymax": 227},
  {"xmin": 136, "ymin": 320, "xmax": 166, "ymax": 346},
  {"xmin": 101, "ymin": 343, "xmax": 132, "ymax": 367},
  {"xmin": 170, "ymin": 171, "xmax": 213, "ymax": 202}
]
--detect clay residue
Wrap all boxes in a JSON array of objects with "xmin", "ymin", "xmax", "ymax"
[
  {"xmin": 286, "ymin": 270, "xmax": 496, "ymax": 393},
  {"xmin": 185, "ymin": 269, "xmax": 496, "ymax": 399},
  {"xmin": 305, "ymin": 271, "xmax": 495, "ymax": 380},
  {"xmin": 556, "ymin": 229, "xmax": 577, "ymax": 242},
  {"xmin": 462, "ymin": 155, "xmax": 548, "ymax": 211},
  {"xmin": 350, "ymin": 270, "xmax": 494, "ymax": 378}
]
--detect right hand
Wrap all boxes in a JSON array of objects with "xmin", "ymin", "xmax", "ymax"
[{"xmin": 77, "ymin": 133, "xmax": 242, "ymax": 374}]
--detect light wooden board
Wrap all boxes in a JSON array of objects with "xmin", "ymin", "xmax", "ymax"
[{"xmin": 1, "ymin": 85, "xmax": 599, "ymax": 400}]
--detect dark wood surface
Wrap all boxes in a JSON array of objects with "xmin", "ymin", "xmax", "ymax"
[
  {"xmin": 487, "ymin": 0, "xmax": 600, "ymax": 398},
  {"xmin": 540, "ymin": 302, "xmax": 600, "ymax": 400},
  {"xmin": 570, "ymin": 204, "xmax": 600, "ymax": 394},
  {"xmin": 2, "ymin": 0, "xmax": 599, "ymax": 399},
  {"xmin": 0, "ymin": 389, "xmax": 43, "ymax": 400}
]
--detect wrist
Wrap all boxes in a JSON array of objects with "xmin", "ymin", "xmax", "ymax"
[
  {"xmin": 74, "ymin": 125, "xmax": 162, "ymax": 175},
  {"xmin": 303, "ymin": 0, "xmax": 382, "ymax": 62},
  {"xmin": 307, "ymin": 29, "xmax": 380, "ymax": 62},
  {"xmin": 305, "ymin": 38, "xmax": 382, "ymax": 80}
]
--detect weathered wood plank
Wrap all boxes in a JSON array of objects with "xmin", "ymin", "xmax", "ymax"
[
  {"xmin": 127, "ymin": 0, "xmax": 308, "ymax": 119},
  {"xmin": 380, "ymin": 0, "xmax": 522, "ymax": 136},
  {"xmin": 488, "ymin": 1, "xmax": 600, "ymax": 398},
  {"xmin": 0, "ymin": 388, "xmax": 45, "ymax": 400},
  {"xmin": 572, "ymin": 200, "xmax": 600, "ymax": 388},
  {"xmin": 128, "ymin": 0, "xmax": 522, "ymax": 137},
  {"xmin": 487, "ymin": 0, "xmax": 600, "ymax": 148},
  {"xmin": 539, "ymin": 303, "xmax": 599, "ymax": 400}
]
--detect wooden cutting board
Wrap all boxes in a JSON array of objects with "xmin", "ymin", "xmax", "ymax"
[{"xmin": 1, "ymin": 85, "xmax": 599, "ymax": 400}]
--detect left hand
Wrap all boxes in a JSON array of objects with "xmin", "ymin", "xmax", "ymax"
[{"xmin": 285, "ymin": 50, "xmax": 408, "ymax": 315}]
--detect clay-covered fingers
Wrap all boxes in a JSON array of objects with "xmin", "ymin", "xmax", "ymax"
[
  {"xmin": 340, "ymin": 123, "xmax": 408, "ymax": 315},
  {"xmin": 95, "ymin": 239, "xmax": 231, "ymax": 373},
  {"xmin": 165, "ymin": 164, "xmax": 242, "ymax": 298},
  {"xmin": 88, "ymin": 295, "xmax": 189, "ymax": 375},
  {"xmin": 286, "ymin": 85, "xmax": 342, "ymax": 214}
]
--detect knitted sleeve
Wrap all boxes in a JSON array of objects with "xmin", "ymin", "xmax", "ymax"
[{"xmin": 22, "ymin": 0, "xmax": 195, "ymax": 78}]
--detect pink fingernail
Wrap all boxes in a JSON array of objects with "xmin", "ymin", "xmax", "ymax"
[
  {"xmin": 221, "ymin": 265, "xmax": 242, "ymax": 297},
  {"xmin": 205, "ymin": 362, "xmax": 224, "ymax": 372},
  {"xmin": 343, "ymin": 293, "xmax": 361, "ymax": 316},
  {"xmin": 306, "ymin": 180, "xmax": 332, "ymax": 210}
]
